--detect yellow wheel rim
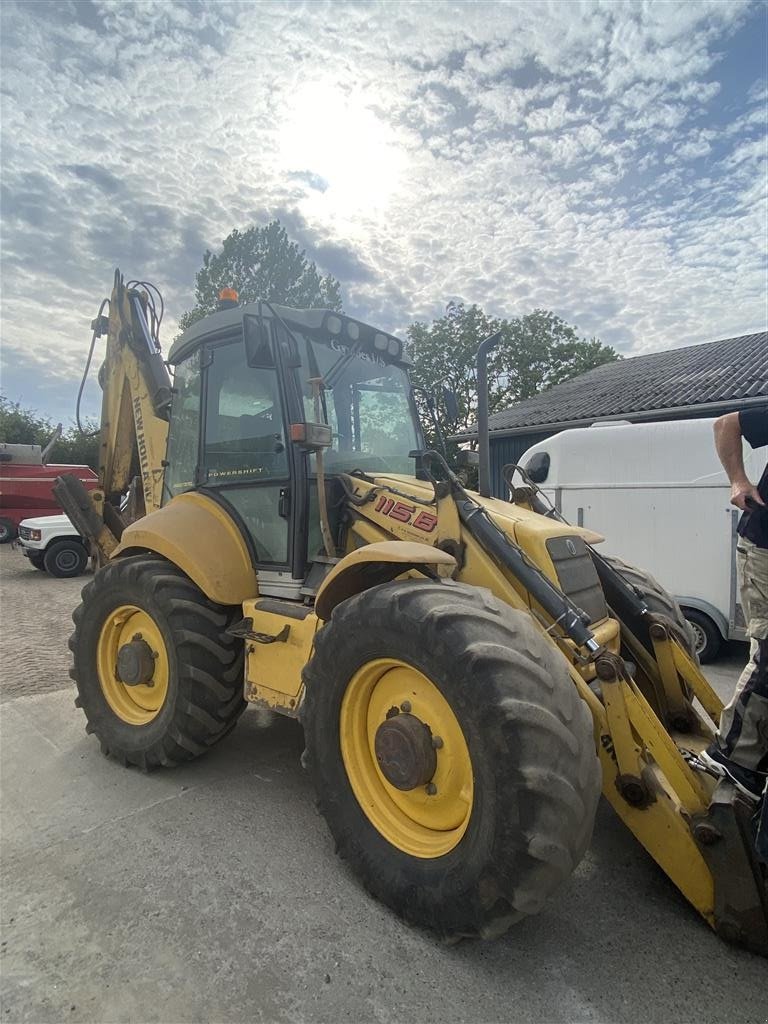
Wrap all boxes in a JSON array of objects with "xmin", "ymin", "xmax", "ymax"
[
  {"xmin": 340, "ymin": 658, "xmax": 473, "ymax": 858},
  {"xmin": 97, "ymin": 604, "xmax": 170, "ymax": 725}
]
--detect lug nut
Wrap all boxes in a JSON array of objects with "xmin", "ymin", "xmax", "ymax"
[
  {"xmin": 431, "ymin": 736, "xmax": 444, "ymax": 749},
  {"xmin": 400, "ymin": 701, "xmax": 412, "ymax": 713},
  {"xmin": 132, "ymin": 633, "xmax": 143, "ymax": 641},
  {"xmin": 425, "ymin": 782, "xmax": 437, "ymax": 796}
]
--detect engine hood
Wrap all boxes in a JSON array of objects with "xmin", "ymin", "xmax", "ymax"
[{"xmin": 367, "ymin": 473, "xmax": 605, "ymax": 546}]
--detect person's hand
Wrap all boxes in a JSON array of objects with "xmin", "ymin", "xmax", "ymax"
[{"xmin": 730, "ymin": 479, "xmax": 765, "ymax": 511}]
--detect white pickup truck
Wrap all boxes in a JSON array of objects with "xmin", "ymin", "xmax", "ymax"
[{"xmin": 17, "ymin": 514, "xmax": 90, "ymax": 578}]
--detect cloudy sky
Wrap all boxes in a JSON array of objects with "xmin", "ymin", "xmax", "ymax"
[{"xmin": 1, "ymin": 0, "xmax": 766, "ymax": 422}]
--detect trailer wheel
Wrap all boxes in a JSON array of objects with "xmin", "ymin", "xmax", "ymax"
[
  {"xmin": 302, "ymin": 578, "xmax": 601, "ymax": 940},
  {"xmin": 0, "ymin": 518, "xmax": 17, "ymax": 543},
  {"xmin": 44, "ymin": 539, "xmax": 89, "ymax": 578},
  {"xmin": 681, "ymin": 608, "xmax": 722, "ymax": 663}
]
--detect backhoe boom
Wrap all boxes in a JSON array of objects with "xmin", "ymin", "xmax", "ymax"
[{"xmin": 54, "ymin": 269, "xmax": 171, "ymax": 557}]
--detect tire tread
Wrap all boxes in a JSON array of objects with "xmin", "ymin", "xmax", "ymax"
[
  {"xmin": 302, "ymin": 578, "xmax": 601, "ymax": 940},
  {"xmin": 69, "ymin": 556, "xmax": 246, "ymax": 769}
]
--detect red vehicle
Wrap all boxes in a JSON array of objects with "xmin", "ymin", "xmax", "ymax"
[{"xmin": 0, "ymin": 440, "xmax": 97, "ymax": 543}]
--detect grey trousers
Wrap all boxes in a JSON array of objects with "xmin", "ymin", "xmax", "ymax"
[{"xmin": 717, "ymin": 538, "xmax": 768, "ymax": 773}]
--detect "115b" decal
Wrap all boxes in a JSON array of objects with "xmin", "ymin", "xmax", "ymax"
[{"xmin": 375, "ymin": 495, "xmax": 438, "ymax": 533}]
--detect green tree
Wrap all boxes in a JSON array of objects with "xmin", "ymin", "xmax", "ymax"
[
  {"xmin": 407, "ymin": 303, "xmax": 619, "ymax": 458},
  {"xmin": 178, "ymin": 220, "xmax": 343, "ymax": 332},
  {"xmin": 0, "ymin": 396, "xmax": 52, "ymax": 447},
  {"xmin": 0, "ymin": 395, "xmax": 99, "ymax": 469}
]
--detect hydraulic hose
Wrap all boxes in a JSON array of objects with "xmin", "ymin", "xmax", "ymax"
[
  {"xmin": 415, "ymin": 450, "xmax": 599, "ymax": 652},
  {"xmin": 457, "ymin": 495, "xmax": 599, "ymax": 651}
]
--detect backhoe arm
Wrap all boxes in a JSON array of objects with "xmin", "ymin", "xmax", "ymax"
[{"xmin": 54, "ymin": 269, "xmax": 172, "ymax": 559}]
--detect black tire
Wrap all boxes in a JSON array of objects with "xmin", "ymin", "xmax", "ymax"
[
  {"xmin": 0, "ymin": 518, "xmax": 17, "ymax": 543},
  {"xmin": 43, "ymin": 539, "xmax": 89, "ymax": 578},
  {"xmin": 681, "ymin": 608, "xmax": 722, "ymax": 663},
  {"xmin": 302, "ymin": 579, "xmax": 601, "ymax": 940},
  {"xmin": 27, "ymin": 550, "xmax": 46, "ymax": 571},
  {"xmin": 70, "ymin": 555, "xmax": 246, "ymax": 769},
  {"xmin": 602, "ymin": 555, "xmax": 698, "ymax": 660}
]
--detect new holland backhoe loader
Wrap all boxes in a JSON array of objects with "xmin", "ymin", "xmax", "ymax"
[{"xmin": 56, "ymin": 270, "xmax": 768, "ymax": 953}]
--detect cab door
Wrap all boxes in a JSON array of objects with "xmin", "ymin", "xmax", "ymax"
[{"xmin": 200, "ymin": 337, "xmax": 293, "ymax": 569}]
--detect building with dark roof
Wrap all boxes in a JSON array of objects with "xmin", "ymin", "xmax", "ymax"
[{"xmin": 455, "ymin": 331, "xmax": 767, "ymax": 497}]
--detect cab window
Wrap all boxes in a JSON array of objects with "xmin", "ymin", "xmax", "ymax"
[
  {"xmin": 203, "ymin": 342, "xmax": 288, "ymax": 483},
  {"xmin": 165, "ymin": 350, "xmax": 201, "ymax": 498}
]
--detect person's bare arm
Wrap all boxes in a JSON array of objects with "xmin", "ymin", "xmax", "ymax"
[{"xmin": 713, "ymin": 412, "xmax": 765, "ymax": 510}]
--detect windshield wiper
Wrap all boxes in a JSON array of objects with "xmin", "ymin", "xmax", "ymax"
[{"xmin": 324, "ymin": 343, "xmax": 362, "ymax": 390}]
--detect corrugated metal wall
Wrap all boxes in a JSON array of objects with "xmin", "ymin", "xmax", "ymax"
[{"xmin": 489, "ymin": 431, "xmax": 554, "ymax": 497}]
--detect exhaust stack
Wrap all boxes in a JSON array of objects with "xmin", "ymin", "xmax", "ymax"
[{"xmin": 476, "ymin": 332, "xmax": 501, "ymax": 497}]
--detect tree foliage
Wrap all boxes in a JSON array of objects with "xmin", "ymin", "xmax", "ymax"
[
  {"xmin": 178, "ymin": 220, "xmax": 343, "ymax": 332},
  {"xmin": 0, "ymin": 395, "xmax": 99, "ymax": 469},
  {"xmin": 407, "ymin": 303, "xmax": 620, "ymax": 458}
]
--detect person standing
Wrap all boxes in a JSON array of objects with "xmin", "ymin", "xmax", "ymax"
[{"xmin": 698, "ymin": 407, "xmax": 768, "ymax": 805}]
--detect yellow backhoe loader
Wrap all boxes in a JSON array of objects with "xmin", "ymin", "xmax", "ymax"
[{"xmin": 56, "ymin": 270, "xmax": 767, "ymax": 953}]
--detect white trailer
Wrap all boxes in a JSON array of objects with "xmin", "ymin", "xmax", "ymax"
[{"xmin": 518, "ymin": 417, "xmax": 768, "ymax": 661}]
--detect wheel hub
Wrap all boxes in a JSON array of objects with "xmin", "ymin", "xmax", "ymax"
[
  {"xmin": 690, "ymin": 621, "xmax": 706, "ymax": 654},
  {"xmin": 116, "ymin": 638, "xmax": 156, "ymax": 686},
  {"xmin": 374, "ymin": 712, "xmax": 436, "ymax": 790}
]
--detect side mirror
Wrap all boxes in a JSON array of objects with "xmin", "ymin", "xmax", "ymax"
[
  {"xmin": 442, "ymin": 388, "xmax": 460, "ymax": 425},
  {"xmin": 456, "ymin": 449, "xmax": 479, "ymax": 468},
  {"xmin": 525, "ymin": 451, "xmax": 550, "ymax": 483},
  {"xmin": 243, "ymin": 314, "xmax": 275, "ymax": 368}
]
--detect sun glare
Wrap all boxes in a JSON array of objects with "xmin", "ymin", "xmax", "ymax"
[{"xmin": 278, "ymin": 82, "xmax": 405, "ymax": 220}]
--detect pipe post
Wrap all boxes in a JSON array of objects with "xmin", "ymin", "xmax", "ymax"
[{"xmin": 476, "ymin": 332, "xmax": 501, "ymax": 497}]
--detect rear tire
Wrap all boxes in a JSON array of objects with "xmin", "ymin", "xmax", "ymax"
[
  {"xmin": 70, "ymin": 555, "xmax": 246, "ymax": 769},
  {"xmin": 681, "ymin": 608, "xmax": 722, "ymax": 663},
  {"xmin": 43, "ymin": 539, "xmax": 88, "ymax": 578},
  {"xmin": 302, "ymin": 579, "xmax": 601, "ymax": 940},
  {"xmin": 0, "ymin": 518, "xmax": 17, "ymax": 543}
]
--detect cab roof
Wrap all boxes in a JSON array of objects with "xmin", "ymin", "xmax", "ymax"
[{"xmin": 167, "ymin": 302, "xmax": 406, "ymax": 366}]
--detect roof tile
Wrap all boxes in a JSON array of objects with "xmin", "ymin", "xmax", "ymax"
[{"xmin": 464, "ymin": 332, "xmax": 768, "ymax": 435}]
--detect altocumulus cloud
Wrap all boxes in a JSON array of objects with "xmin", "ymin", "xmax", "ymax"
[{"xmin": 0, "ymin": 0, "xmax": 765, "ymax": 421}]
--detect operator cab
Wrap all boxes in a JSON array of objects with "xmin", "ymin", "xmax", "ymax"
[{"xmin": 165, "ymin": 301, "xmax": 422, "ymax": 598}]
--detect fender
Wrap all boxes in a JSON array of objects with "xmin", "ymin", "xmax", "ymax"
[
  {"xmin": 314, "ymin": 541, "xmax": 456, "ymax": 620},
  {"xmin": 112, "ymin": 491, "xmax": 257, "ymax": 605},
  {"xmin": 676, "ymin": 597, "xmax": 729, "ymax": 641}
]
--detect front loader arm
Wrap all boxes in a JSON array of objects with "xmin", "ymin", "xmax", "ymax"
[
  {"xmin": 54, "ymin": 270, "xmax": 172, "ymax": 559},
  {"xmin": 343, "ymin": 462, "xmax": 767, "ymax": 954}
]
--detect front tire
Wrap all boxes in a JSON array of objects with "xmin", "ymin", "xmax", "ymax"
[
  {"xmin": 603, "ymin": 555, "xmax": 698, "ymax": 660},
  {"xmin": 70, "ymin": 555, "xmax": 246, "ymax": 769},
  {"xmin": 302, "ymin": 579, "xmax": 601, "ymax": 940},
  {"xmin": 44, "ymin": 539, "xmax": 88, "ymax": 578}
]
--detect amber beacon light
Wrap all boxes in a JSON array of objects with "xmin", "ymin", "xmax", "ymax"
[{"xmin": 217, "ymin": 287, "xmax": 239, "ymax": 309}]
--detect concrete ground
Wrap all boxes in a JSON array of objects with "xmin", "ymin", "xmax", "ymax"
[{"xmin": 0, "ymin": 546, "xmax": 765, "ymax": 1024}]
